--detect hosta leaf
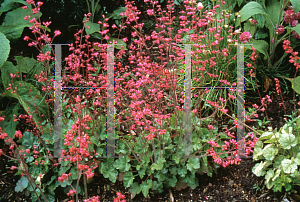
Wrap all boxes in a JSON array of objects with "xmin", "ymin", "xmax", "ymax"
[{"xmin": 0, "ymin": 32, "xmax": 10, "ymax": 68}]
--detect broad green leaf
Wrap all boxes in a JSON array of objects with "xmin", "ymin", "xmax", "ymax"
[
  {"xmin": 150, "ymin": 157, "xmax": 166, "ymax": 171},
  {"xmin": 152, "ymin": 180, "xmax": 164, "ymax": 193},
  {"xmin": 141, "ymin": 179, "xmax": 152, "ymax": 198},
  {"xmin": 290, "ymin": 0, "xmax": 300, "ymax": 13},
  {"xmin": 249, "ymin": 38, "xmax": 269, "ymax": 60},
  {"xmin": 15, "ymin": 56, "xmax": 36, "ymax": 73},
  {"xmin": 240, "ymin": 2, "xmax": 267, "ymax": 22},
  {"xmin": 164, "ymin": 174, "xmax": 177, "ymax": 188},
  {"xmin": 22, "ymin": 131, "xmax": 38, "ymax": 149},
  {"xmin": 186, "ymin": 158, "xmax": 200, "ymax": 171},
  {"xmin": 15, "ymin": 176, "xmax": 28, "ymax": 192},
  {"xmin": 0, "ymin": 61, "xmax": 19, "ymax": 91},
  {"xmin": 9, "ymin": 81, "xmax": 49, "ymax": 129},
  {"xmin": 183, "ymin": 173, "xmax": 198, "ymax": 189},
  {"xmin": 123, "ymin": 171, "xmax": 134, "ymax": 188},
  {"xmin": 288, "ymin": 76, "xmax": 300, "ymax": 95},
  {"xmin": 84, "ymin": 18, "xmax": 100, "ymax": 35},
  {"xmin": 0, "ymin": 7, "xmax": 42, "ymax": 40},
  {"xmin": 262, "ymin": 144, "xmax": 278, "ymax": 161},
  {"xmin": 0, "ymin": 32, "xmax": 10, "ymax": 68},
  {"xmin": 265, "ymin": 169, "xmax": 274, "ymax": 185},
  {"xmin": 265, "ymin": 0, "xmax": 282, "ymax": 30},
  {"xmin": 252, "ymin": 161, "xmax": 268, "ymax": 176},
  {"xmin": 281, "ymin": 159, "xmax": 297, "ymax": 174},
  {"xmin": 0, "ymin": 0, "xmax": 27, "ymax": 15},
  {"xmin": 130, "ymin": 182, "xmax": 142, "ymax": 199},
  {"xmin": 112, "ymin": 7, "xmax": 127, "ymax": 20},
  {"xmin": 291, "ymin": 24, "xmax": 300, "ymax": 36},
  {"xmin": 108, "ymin": 37, "xmax": 128, "ymax": 50},
  {"xmin": 113, "ymin": 156, "xmax": 131, "ymax": 172},
  {"xmin": 279, "ymin": 133, "xmax": 297, "ymax": 149},
  {"xmin": 0, "ymin": 103, "xmax": 20, "ymax": 138},
  {"xmin": 99, "ymin": 159, "xmax": 118, "ymax": 183}
]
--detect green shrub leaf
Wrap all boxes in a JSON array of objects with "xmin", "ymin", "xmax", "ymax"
[
  {"xmin": 123, "ymin": 171, "xmax": 134, "ymax": 188},
  {"xmin": 0, "ymin": 32, "xmax": 10, "ymax": 68},
  {"xmin": 279, "ymin": 133, "xmax": 297, "ymax": 149},
  {"xmin": 141, "ymin": 179, "xmax": 152, "ymax": 197},
  {"xmin": 281, "ymin": 159, "xmax": 297, "ymax": 174},
  {"xmin": 240, "ymin": 2, "xmax": 267, "ymax": 22},
  {"xmin": 290, "ymin": 0, "xmax": 300, "ymax": 13}
]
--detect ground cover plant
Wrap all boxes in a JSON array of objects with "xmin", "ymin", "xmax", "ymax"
[{"xmin": 0, "ymin": 0, "xmax": 299, "ymax": 201}]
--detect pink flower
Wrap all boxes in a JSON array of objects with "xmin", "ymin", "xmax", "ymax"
[
  {"xmin": 147, "ymin": 9, "xmax": 154, "ymax": 16},
  {"xmin": 292, "ymin": 20, "xmax": 298, "ymax": 27},
  {"xmin": 239, "ymin": 32, "xmax": 252, "ymax": 43},
  {"xmin": 249, "ymin": 19, "xmax": 257, "ymax": 25},
  {"xmin": 277, "ymin": 25, "xmax": 285, "ymax": 35},
  {"xmin": 54, "ymin": 30, "xmax": 61, "ymax": 36},
  {"xmin": 284, "ymin": 9, "xmax": 295, "ymax": 24},
  {"xmin": 295, "ymin": 12, "xmax": 300, "ymax": 20}
]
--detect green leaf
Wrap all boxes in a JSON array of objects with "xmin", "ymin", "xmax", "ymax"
[
  {"xmin": 141, "ymin": 179, "xmax": 152, "ymax": 197},
  {"xmin": 291, "ymin": 24, "xmax": 300, "ymax": 36},
  {"xmin": 186, "ymin": 158, "xmax": 200, "ymax": 171},
  {"xmin": 9, "ymin": 81, "xmax": 49, "ymax": 129},
  {"xmin": 290, "ymin": 0, "xmax": 300, "ymax": 13},
  {"xmin": 0, "ymin": 0, "xmax": 27, "ymax": 15},
  {"xmin": 288, "ymin": 76, "xmax": 300, "ymax": 94},
  {"xmin": 15, "ymin": 176, "xmax": 28, "ymax": 192},
  {"xmin": 0, "ymin": 103, "xmax": 20, "ymax": 138},
  {"xmin": 112, "ymin": 7, "xmax": 127, "ymax": 20},
  {"xmin": 150, "ymin": 157, "xmax": 166, "ymax": 171},
  {"xmin": 108, "ymin": 37, "xmax": 128, "ymax": 50},
  {"xmin": 265, "ymin": 0, "xmax": 282, "ymax": 31},
  {"xmin": 281, "ymin": 159, "xmax": 297, "ymax": 174},
  {"xmin": 130, "ymin": 182, "xmax": 142, "ymax": 199},
  {"xmin": 164, "ymin": 174, "xmax": 177, "ymax": 188},
  {"xmin": 1, "ymin": 61, "xmax": 18, "ymax": 90},
  {"xmin": 84, "ymin": 17, "xmax": 100, "ymax": 35},
  {"xmin": 279, "ymin": 133, "xmax": 297, "ymax": 149},
  {"xmin": 152, "ymin": 180, "xmax": 163, "ymax": 193},
  {"xmin": 249, "ymin": 38, "xmax": 269, "ymax": 60},
  {"xmin": 113, "ymin": 156, "xmax": 131, "ymax": 172},
  {"xmin": 0, "ymin": 7, "xmax": 42, "ymax": 40},
  {"xmin": 22, "ymin": 131, "xmax": 38, "ymax": 149},
  {"xmin": 252, "ymin": 161, "xmax": 268, "ymax": 176},
  {"xmin": 100, "ymin": 159, "xmax": 118, "ymax": 183},
  {"xmin": 123, "ymin": 171, "xmax": 134, "ymax": 188},
  {"xmin": 15, "ymin": 56, "xmax": 36, "ymax": 73},
  {"xmin": 240, "ymin": 2, "xmax": 267, "ymax": 22},
  {"xmin": 182, "ymin": 173, "xmax": 198, "ymax": 189},
  {"xmin": 262, "ymin": 144, "xmax": 278, "ymax": 161},
  {"xmin": 0, "ymin": 32, "xmax": 10, "ymax": 68}
]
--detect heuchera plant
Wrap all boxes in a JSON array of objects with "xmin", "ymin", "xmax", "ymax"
[{"xmin": 1, "ymin": 0, "xmax": 295, "ymax": 201}]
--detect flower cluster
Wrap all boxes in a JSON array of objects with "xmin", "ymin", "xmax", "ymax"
[{"xmin": 114, "ymin": 192, "xmax": 126, "ymax": 202}]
